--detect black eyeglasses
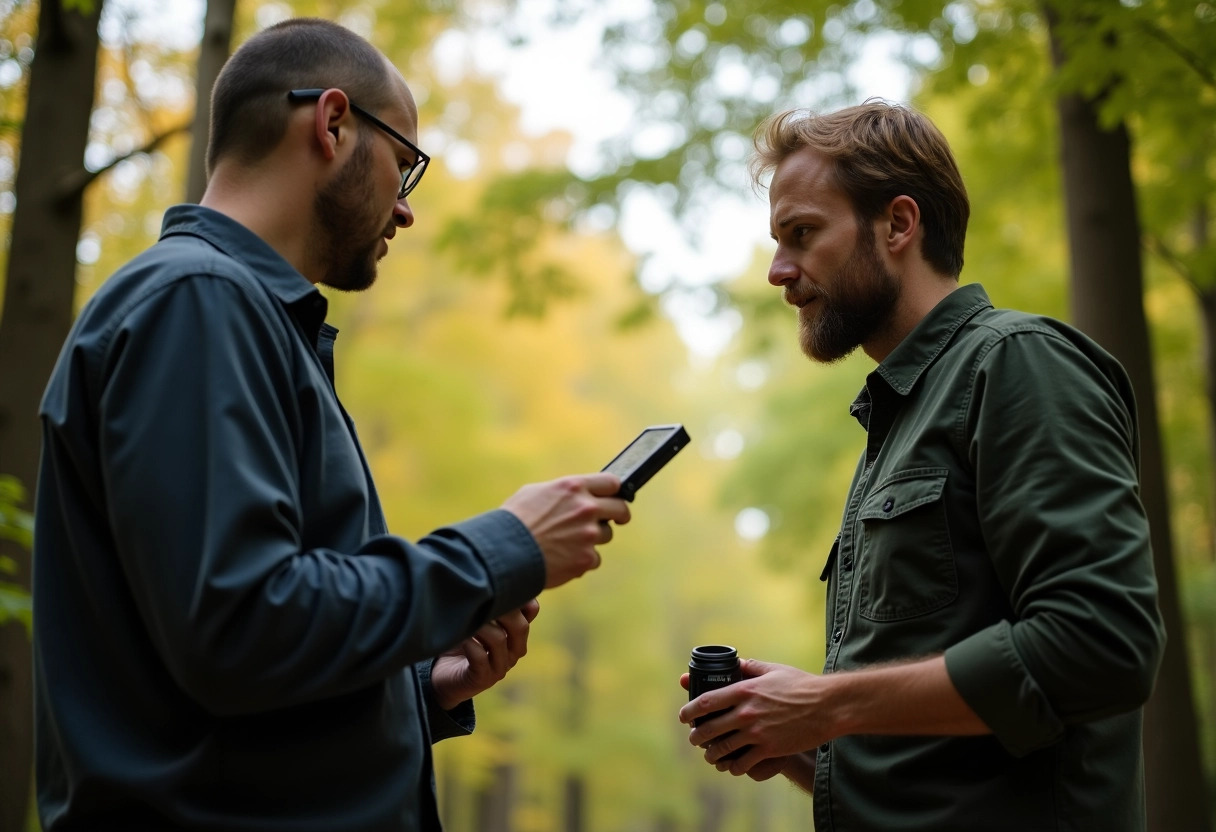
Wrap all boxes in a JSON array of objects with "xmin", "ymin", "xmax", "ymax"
[{"xmin": 288, "ymin": 89, "xmax": 429, "ymax": 199}]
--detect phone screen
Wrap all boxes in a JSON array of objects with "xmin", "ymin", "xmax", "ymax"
[{"xmin": 603, "ymin": 428, "xmax": 672, "ymax": 477}]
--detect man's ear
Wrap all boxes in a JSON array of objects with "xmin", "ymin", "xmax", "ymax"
[
  {"xmin": 885, "ymin": 195, "xmax": 920, "ymax": 257},
  {"xmin": 312, "ymin": 88, "xmax": 354, "ymax": 162}
]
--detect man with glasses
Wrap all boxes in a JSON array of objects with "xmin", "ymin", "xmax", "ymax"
[{"xmin": 33, "ymin": 18, "xmax": 630, "ymax": 832}]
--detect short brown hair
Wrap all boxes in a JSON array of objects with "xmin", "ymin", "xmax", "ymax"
[
  {"xmin": 750, "ymin": 100, "xmax": 970, "ymax": 277},
  {"xmin": 206, "ymin": 18, "xmax": 395, "ymax": 176}
]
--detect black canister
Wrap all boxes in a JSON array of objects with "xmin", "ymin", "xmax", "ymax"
[{"xmin": 688, "ymin": 644, "xmax": 742, "ymax": 726}]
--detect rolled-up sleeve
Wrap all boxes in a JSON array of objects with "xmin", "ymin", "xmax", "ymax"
[{"xmin": 943, "ymin": 327, "xmax": 1165, "ymax": 756}]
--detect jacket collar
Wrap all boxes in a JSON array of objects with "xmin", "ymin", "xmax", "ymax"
[
  {"xmin": 849, "ymin": 283, "xmax": 991, "ymax": 430},
  {"xmin": 158, "ymin": 204, "xmax": 328, "ymax": 340},
  {"xmin": 872, "ymin": 282, "xmax": 992, "ymax": 397}
]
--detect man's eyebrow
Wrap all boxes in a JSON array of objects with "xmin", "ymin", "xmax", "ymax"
[
  {"xmin": 774, "ymin": 211, "xmax": 811, "ymax": 229},
  {"xmin": 773, "ymin": 211, "xmax": 811, "ymax": 231}
]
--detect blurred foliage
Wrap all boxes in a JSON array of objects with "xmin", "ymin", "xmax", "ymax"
[{"xmin": 0, "ymin": 475, "xmax": 32, "ymax": 634}]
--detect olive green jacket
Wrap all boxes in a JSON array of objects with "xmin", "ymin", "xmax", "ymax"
[{"xmin": 814, "ymin": 283, "xmax": 1165, "ymax": 831}]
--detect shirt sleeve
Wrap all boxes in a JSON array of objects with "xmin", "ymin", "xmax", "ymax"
[
  {"xmin": 87, "ymin": 273, "xmax": 546, "ymax": 715},
  {"xmin": 943, "ymin": 326, "xmax": 1165, "ymax": 757},
  {"xmin": 416, "ymin": 658, "xmax": 477, "ymax": 742}
]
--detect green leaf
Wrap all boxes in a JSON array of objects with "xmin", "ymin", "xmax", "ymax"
[
  {"xmin": 0, "ymin": 583, "xmax": 32, "ymax": 634},
  {"xmin": 59, "ymin": 0, "xmax": 97, "ymax": 15}
]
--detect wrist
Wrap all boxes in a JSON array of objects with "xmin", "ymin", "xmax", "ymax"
[
  {"xmin": 434, "ymin": 689, "xmax": 464, "ymax": 712},
  {"xmin": 820, "ymin": 670, "xmax": 865, "ymax": 740}
]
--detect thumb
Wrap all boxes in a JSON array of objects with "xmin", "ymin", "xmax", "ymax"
[{"xmin": 739, "ymin": 658, "xmax": 781, "ymax": 678}]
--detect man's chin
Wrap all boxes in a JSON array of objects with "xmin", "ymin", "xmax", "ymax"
[
  {"xmin": 322, "ymin": 259, "xmax": 379, "ymax": 293},
  {"xmin": 800, "ymin": 323, "xmax": 857, "ymax": 365}
]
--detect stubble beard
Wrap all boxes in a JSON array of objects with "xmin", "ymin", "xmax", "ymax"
[
  {"xmin": 798, "ymin": 225, "xmax": 901, "ymax": 364},
  {"xmin": 313, "ymin": 135, "xmax": 385, "ymax": 293}
]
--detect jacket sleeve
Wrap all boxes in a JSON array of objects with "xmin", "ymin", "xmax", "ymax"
[
  {"xmin": 416, "ymin": 659, "xmax": 477, "ymax": 742},
  {"xmin": 943, "ymin": 327, "xmax": 1165, "ymax": 756},
  {"xmin": 83, "ymin": 273, "xmax": 546, "ymax": 715}
]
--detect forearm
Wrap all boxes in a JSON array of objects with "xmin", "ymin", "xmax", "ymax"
[
  {"xmin": 828, "ymin": 655, "xmax": 989, "ymax": 739},
  {"xmin": 780, "ymin": 752, "xmax": 816, "ymax": 794}
]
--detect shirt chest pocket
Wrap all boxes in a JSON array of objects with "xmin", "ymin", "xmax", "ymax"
[{"xmin": 856, "ymin": 469, "xmax": 956, "ymax": 622}]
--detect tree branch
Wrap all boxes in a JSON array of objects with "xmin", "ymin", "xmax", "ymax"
[
  {"xmin": 55, "ymin": 120, "xmax": 192, "ymax": 204},
  {"xmin": 1143, "ymin": 233, "xmax": 1202, "ymax": 295},
  {"xmin": 1136, "ymin": 20, "xmax": 1216, "ymax": 91}
]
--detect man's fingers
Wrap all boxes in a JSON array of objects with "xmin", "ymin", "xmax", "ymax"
[
  {"xmin": 704, "ymin": 732, "xmax": 749, "ymax": 766},
  {"xmin": 583, "ymin": 472, "xmax": 624, "ymax": 497},
  {"xmin": 472, "ymin": 623, "xmax": 511, "ymax": 673},
  {"xmin": 595, "ymin": 496, "xmax": 631, "ymax": 526}
]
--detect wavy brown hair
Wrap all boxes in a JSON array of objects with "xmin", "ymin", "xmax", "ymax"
[{"xmin": 750, "ymin": 100, "xmax": 969, "ymax": 278}]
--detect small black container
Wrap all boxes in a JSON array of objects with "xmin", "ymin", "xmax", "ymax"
[{"xmin": 688, "ymin": 644, "xmax": 742, "ymax": 726}]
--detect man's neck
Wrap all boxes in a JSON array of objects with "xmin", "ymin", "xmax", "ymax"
[
  {"xmin": 200, "ymin": 165, "xmax": 320, "ymax": 284},
  {"xmin": 864, "ymin": 273, "xmax": 960, "ymax": 363}
]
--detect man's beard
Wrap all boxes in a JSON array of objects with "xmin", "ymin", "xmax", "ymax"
[
  {"xmin": 313, "ymin": 136, "xmax": 385, "ymax": 293},
  {"xmin": 795, "ymin": 224, "xmax": 901, "ymax": 363}
]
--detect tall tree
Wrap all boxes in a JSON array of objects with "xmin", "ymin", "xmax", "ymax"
[
  {"xmin": 184, "ymin": 0, "xmax": 237, "ymax": 203},
  {"xmin": 0, "ymin": 0, "xmax": 103, "ymax": 827},
  {"xmin": 1047, "ymin": 6, "xmax": 1210, "ymax": 825}
]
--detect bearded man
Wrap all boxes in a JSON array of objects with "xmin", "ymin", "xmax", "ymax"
[
  {"xmin": 33, "ymin": 18, "xmax": 631, "ymax": 831},
  {"xmin": 680, "ymin": 101, "xmax": 1165, "ymax": 832}
]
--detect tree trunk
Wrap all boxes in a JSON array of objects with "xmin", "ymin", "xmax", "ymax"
[
  {"xmin": 1198, "ymin": 282, "xmax": 1216, "ymax": 537},
  {"xmin": 1048, "ymin": 13, "xmax": 1212, "ymax": 830},
  {"xmin": 562, "ymin": 775, "xmax": 585, "ymax": 832},
  {"xmin": 184, "ymin": 0, "xmax": 237, "ymax": 203},
  {"xmin": 696, "ymin": 784, "xmax": 727, "ymax": 832},
  {"xmin": 474, "ymin": 762, "xmax": 516, "ymax": 832},
  {"xmin": 0, "ymin": 1, "xmax": 103, "ymax": 828},
  {"xmin": 563, "ymin": 622, "xmax": 588, "ymax": 832}
]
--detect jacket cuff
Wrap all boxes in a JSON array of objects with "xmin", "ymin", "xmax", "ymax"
[
  {"xmin": 447, "ymin": 509, "xmax": 546, "ymax": 619},
  {"xmin": 944, "ymin": 620, "xmax": 1065, "ymax": 757},
  {"xmin": 417, "ymin": 659, "xmax": 476, "ymax": 742}
]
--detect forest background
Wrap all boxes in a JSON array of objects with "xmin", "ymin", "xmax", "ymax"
[{"xmin": 0, "ymin": 0, "xmax": 1214, "ymax": 830}]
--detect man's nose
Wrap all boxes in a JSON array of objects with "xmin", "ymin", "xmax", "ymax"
[
  {"xmin": 768, "ymin": 253, "xmax": 798, "ymax": 286},
  {"xmin": 393, "ymin": 197, "xmax": 414, "ymax": 229}
]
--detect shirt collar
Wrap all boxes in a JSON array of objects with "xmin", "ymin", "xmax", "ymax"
[
  {"xmin": 848, "ymin": 282, "xmax": 991, "ymax": 430},
  {"xmin": 872, "ymin": 282, "xmax": 992, "ymax": 397},
  {"xmin": 158, "ymin": 203, "xmax": 328, "ymax": 341}
]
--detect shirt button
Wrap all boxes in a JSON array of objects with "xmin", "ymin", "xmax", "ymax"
[
  {"xmin": 882, "ymin": 497, "xmax": 895, "ymax": 512},
  {"xmin": 820, "ymin": 742, "xmax": 830, "ymax": 753},
  {"xmin": 832, "ymin": 628, "xmax": 843, "ymax": 643}
]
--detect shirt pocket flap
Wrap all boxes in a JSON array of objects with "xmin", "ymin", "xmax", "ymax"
[
  {"xmin": 858, "ymin": 470, "xmax": 948, "ymax": 522},
  {"xmin": 819, "ymin": 536, "xmax": 840, "ymax": 582}
]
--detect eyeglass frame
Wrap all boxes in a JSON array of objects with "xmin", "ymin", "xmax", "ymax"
[{"xmin": 287, "ymin": 88, "xmax": 430, "ymax": 199}]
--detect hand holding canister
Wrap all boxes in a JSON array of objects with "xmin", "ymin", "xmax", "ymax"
[{"xmin": 688, "ymin": 645, "xmax": 743, "ymax": 725}]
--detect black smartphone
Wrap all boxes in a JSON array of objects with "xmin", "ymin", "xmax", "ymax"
[{"xmin": 601, "ymin": 424, "xmax": 690, "ymax": 501}]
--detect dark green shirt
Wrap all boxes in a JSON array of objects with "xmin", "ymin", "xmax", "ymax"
[
  {"xmin": 34, "ymin": 205, "xmax": 546, "ymax": 831},
  {"xmin": 814, "ymin": 284, "xmax": 1164, "ymax": 832}
]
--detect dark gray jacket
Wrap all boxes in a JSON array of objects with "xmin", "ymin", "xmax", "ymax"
[{"xmin": 34, "ymin": 204, "xmax": 545, "ymax": 831}]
